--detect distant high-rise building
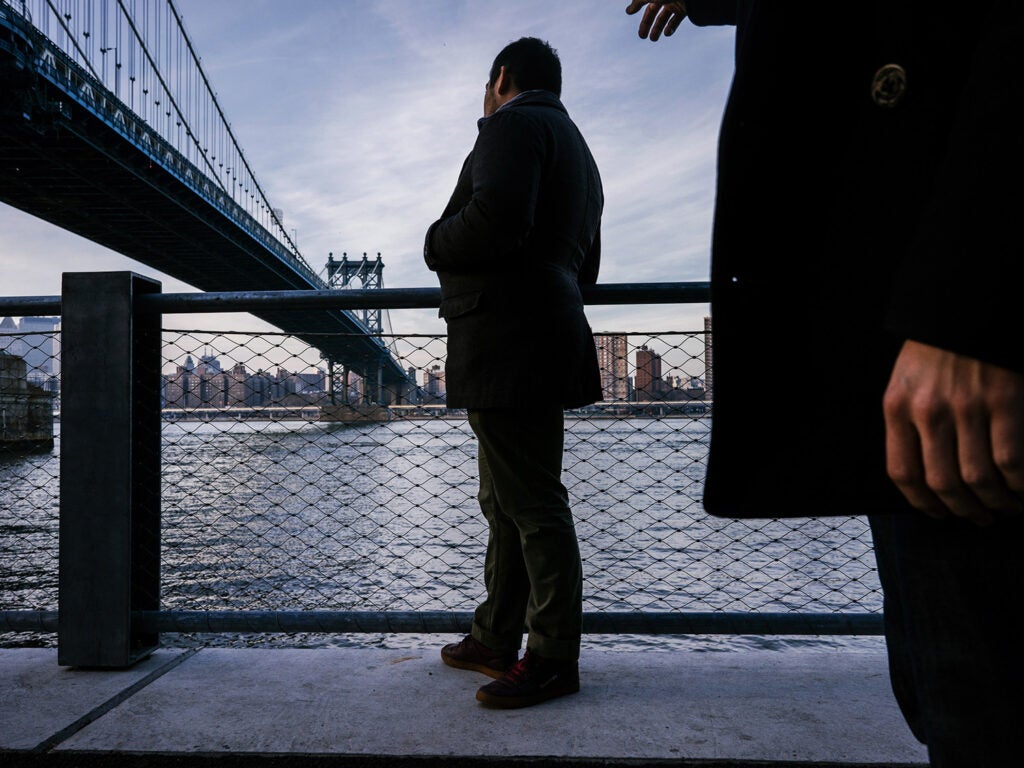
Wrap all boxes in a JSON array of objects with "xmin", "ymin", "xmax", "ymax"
[
  {"xmin": 200, "ymin": 353, "xmax": 223, "ymax": 374},
  {"xmin": 228, "ymin": 363, "xmax": 249, "ymax": 405},
  {"xmin": 0, "ymin": 316, "xmax": 19, "ymax": 359},
  {"xmin": 248, "ymin": 369, "xmax": 273, "ymax": 407},
  {"xmin": 1, "ymin": 316, "xmax": 61, "ymax": 396},
  {"xmin": 594, "ymin": 334, "xmax": 629, "ymax": 401},
  {"xmin": 424, "ymin": 365, "xmax": 446, "ymax": 400},
  {"xmin": 294, "ymin": 369, "xmax": 327, "ymax": 395},
  {"xmin": 635, "ymin": 346, "xmax": 663, "ymax": 401},
  {"xmin": 703, "ymin": 316, "xmax": 713, "ymax": 399},
  {"xmin": 0, "ymin": 316, "xmax": 59, "ymax": 379}
]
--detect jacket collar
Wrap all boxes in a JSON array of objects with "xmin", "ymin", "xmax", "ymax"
[{"xmin": 477, "ymin": 89, "xmax": 565, "ymax": 129}]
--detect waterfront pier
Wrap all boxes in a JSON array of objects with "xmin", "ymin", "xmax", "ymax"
[{"xmin": 2, "ymin": 645, "xmax": 926, "ymax": 766}]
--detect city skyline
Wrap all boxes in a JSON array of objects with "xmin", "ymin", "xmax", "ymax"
[
  {"xmin": 158, "ymin": 329, "xmax": 710, "ymax": 411},
  {"xmin": 0, "ymin": 317, "xmax": 711, "ymax": 411}
]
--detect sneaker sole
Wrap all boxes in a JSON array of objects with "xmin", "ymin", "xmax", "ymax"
[
  {"xmin": 441, "ymin": 653, "xmax": 509, "ymax": 680},
  {"xmin": 475, "ymin": 682, "xmax": 580, "ymax": 709}
]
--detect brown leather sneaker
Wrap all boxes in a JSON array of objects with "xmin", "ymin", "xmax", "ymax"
[
  {"xmin": 440, "ymin": 634, "xmax": 518, "ymax": 679},
  {"xmin": 475, "ymin": 649, "xmax": 580, "ymax": 708}
]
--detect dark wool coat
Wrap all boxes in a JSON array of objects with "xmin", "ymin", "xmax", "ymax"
[
  {"xmin": 424, "ymin": 90, "xmax": 604, "ymax": 410},
  {"xmin": 685, "ymin": 1, "xmax": 1024, "ymax": 517}
]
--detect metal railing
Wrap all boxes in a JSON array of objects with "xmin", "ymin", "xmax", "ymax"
[{"xmin": 0, "ymin": 274, "xmax": 882, "ymax": 666}]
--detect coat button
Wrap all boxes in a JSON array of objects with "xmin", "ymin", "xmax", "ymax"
[{"xmin": 871, "ymin": 63, "xmax": 907, "ymax": 107}]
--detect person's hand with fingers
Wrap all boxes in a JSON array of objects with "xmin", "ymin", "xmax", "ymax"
[
  {"xmin": 883, "ymin": 339, "xmax": 1024, "ymax": 526},
  {"xmin": 625, "ymin": 2, "xmax": 688, "ymax": 41}
]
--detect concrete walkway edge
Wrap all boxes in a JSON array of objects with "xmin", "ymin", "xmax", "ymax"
[{"xmin": 1, "ymin": 646, "xmax": 929, "ymax": 766}]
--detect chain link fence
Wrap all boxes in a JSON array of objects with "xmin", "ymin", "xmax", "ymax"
[
  {"xmin": 1, "ymin": 320, "xmax": 881, "ymax": 648},
  {"xmin": 1, "ymin": 322, "xmax": 60, "ymax": 643}
]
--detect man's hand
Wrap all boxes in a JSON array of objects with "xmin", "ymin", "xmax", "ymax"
[
  {"xmin": 625, "ymin": 2, "xmax": 688, "ymax": 41},
  {"xmin": 883, "ymin": 340, "xmax": 1024, "ymax": 525}
]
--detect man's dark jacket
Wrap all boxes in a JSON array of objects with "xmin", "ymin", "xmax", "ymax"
[
  {"xmin": 685, "ymin": 1, "xmax": 1023, "ymax": 517},
  {"xmin": 424, "ymin": 90, "xmax": 604, "ymax": 410}
]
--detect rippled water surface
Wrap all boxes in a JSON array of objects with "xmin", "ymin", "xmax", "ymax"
[{"xmin": 1, "ymin": 417, "xmax": 883, "ymax": 651}]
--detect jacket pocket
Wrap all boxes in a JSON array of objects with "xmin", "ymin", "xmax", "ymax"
[{"xmin": 438, "ymin": 291, "xmax": 483, "ymax": 319}]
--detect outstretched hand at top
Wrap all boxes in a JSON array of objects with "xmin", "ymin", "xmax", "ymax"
[{"xmin": 625, "ymin": 2, "xmax": 688, "ymax": 41}]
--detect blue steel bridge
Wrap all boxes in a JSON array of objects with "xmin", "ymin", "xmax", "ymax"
[{"xmin": 0, "ymin": 0, "xmax": 408, "ymax": 393}]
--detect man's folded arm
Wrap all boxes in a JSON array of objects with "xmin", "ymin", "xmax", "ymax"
[{"xmin": 425, "ymin": 113, "xmax": 543, "ymax": 274}]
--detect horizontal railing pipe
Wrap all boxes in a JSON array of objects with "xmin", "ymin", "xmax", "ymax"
[
  {"xmin": 0, "ymin": 295, "xmax": 61, "ymax": 315},
  {"xmin": 1, "ymin": 610, "xmax": 883, "ymax": 636},
  {"xmin": 0, "ymin": 610, "xmax": 59, "ymax": 633},
  {"xmin": 138, "ymin": 281, "xmax": 711, "ymax": 314},
  {"xmin": 141, "ymin": 287, "xmax": 443, "ymax": 314},
  {"xmin": 584, "ymin": 281, "xmax": 711, "ymax": 306},
  {"xmin": 130, "ymin": 610, "xmax": 882, "ymax": 636},
  {"xmin": 0, "ymin": 282, "xmax": 711, "ymax": 317}
]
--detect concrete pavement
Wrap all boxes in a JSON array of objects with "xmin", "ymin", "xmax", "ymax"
[{"xmin": 1, "ymin": 645, "xmax": 929, "ymax": 766}]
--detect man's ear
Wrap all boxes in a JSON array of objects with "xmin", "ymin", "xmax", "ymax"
[{"xmin": 494, "ymin": 65, "xmax": 513, "ymax": 96}]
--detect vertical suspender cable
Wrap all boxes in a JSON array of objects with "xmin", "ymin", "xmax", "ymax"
[
  {"xmin": 44, "ymin": 0, "xmax": 101, "ymax": 80},
  {"xmin": 166, "ymin": 0, "xmax": 303, "ymax": 258},
  {"xmin": 114, "ymin": 0, "xmax": 220, "ymax": 184}
]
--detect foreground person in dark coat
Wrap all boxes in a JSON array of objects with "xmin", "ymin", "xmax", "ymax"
[
  {"xmin": 424, "ymin": 37, "xmax": 603, "ymax": 709},
  {"xmin": 627, "ymin": 2, "xmax": 1023, "ymax": 764}
]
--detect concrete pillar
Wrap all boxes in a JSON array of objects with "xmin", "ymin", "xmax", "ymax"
[{"xmin": 59, "ymin": 272, "xmax": 161, "ymax": 667}]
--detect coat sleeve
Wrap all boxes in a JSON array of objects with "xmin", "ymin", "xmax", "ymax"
[
  {"xmin": 424, "ymin": 110, "xmax": 544, "ymax": 274},
  {"xmin": 578, "ymin": 228, "xmax": 600, "ymax": 286},
  {"xmin": 685, "ymin": 0, "xmax": 739, "ymax": 27},
  {"xmin": 885, "ymin": 2, "xmax": 1024, "ymax": 372}
]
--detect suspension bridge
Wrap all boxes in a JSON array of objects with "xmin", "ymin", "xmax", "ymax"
[{"xmin": 0, "ymin": 0, "xmax": 409, "ymax": 396}]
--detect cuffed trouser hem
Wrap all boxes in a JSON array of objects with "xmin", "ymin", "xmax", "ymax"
[
  {"xmin": 469, "ymin": 622, "xmax": 581, "ymax": 662},
  {"xmin": 527, "ymin": 629, "xmax": 580, "ymax": 662},
  {"xmin": 471, "ymin": 621, "xmax": 522, "ymax": 655}
]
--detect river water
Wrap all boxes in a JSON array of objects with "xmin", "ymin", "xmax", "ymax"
[{"xmin": 1, "ymin": 417, "xmax": 884, "ymax": 652}]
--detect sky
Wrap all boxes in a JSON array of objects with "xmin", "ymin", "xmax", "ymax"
[{"xmin": 0, "ymin": 0, "xmax": 736, "ymax": 336}]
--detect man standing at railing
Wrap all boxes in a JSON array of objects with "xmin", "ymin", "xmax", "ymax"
[
  {"xmin": 423, "ymin": 37, "xmax": 603, "ymax": 709},
  {"xmin": 624, "ymin": 2, "xmax": 1023, "ymax": 765}
]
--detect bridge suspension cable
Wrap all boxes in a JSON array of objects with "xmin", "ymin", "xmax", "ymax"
[
  {"xmin": 7, "ymin": 0, "xmax": 305, "ymax": 264},
  {"xmin": 163, "ymin": 0, "xmax": 296, "ymax": 258}
]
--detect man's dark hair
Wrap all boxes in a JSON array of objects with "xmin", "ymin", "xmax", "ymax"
[{"xmin": 488, "ymin": 37, "xmax": 562, "ymax": 97}]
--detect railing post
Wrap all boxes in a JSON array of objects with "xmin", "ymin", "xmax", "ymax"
[{"xmin": 58, "ymin": 272, "xmax": 162, "ymax": 667}]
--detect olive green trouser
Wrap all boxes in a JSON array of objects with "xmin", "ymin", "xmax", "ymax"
[{"xmin": 467, "ymin": 407, "xmax": 582, "ymax": 661}]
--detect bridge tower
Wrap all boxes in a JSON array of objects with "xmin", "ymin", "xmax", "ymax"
[
  {"xmin": 324, "ymin": 252, "xmax": 399, "ymax": 406},
  {"xmin": 325, "ymin": 252, "xmax": 385, "ymax": 335}
]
